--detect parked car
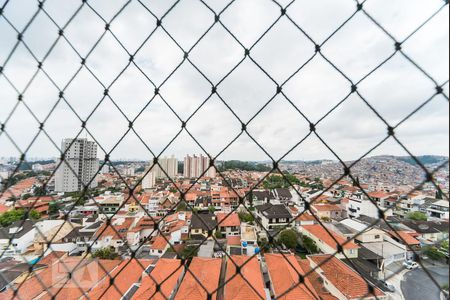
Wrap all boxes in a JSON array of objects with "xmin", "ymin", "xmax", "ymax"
[
  {"xmin": 380, "ymin": 280, "xmax": 395, "ymax": 292},
  {"xmin": 403, "ymin": 260, "xmax": 419, "ymax": 270}
]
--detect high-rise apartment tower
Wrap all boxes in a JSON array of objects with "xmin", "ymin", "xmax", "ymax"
[{"xmin": 55, "ymin": 139, "xmax": 99, "ymax": 192}]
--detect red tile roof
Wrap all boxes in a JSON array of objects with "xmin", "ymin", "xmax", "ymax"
[
  {"xmin": 5, "ymin": 258, "xmax": 120, "ymax": 300},
  {"xmin": 227, "ymin": 236, "xmax": 241, "ymax": 246},
  {"xmin": 151, "ymin": 235, "xmax": 169, "ymax": 250},
  {"xmin": 302, "ymin": 225, "xmax": 359, "ymax": 250},
  {"xmin": 312, "ymin": 204, "xmax": 343, "ymax": 212},
  {"xmin": 217, "ymin": 212, "xmax": 241, "ymax": 227},
  {"xmin": 389, "ymin": 231, "xmax": 420, "ymax": 246},
  {"xmin": 296, "ymin": 212, "xmax": 316, "ymax": 222},
  {"xmin": 297, "ymin": 259, "xmax": 338, "ymax": 300},
  {"xmin": 132, "ymin": 259, "xmax": 183, "ymax": 300},
  {"xmin": 224, "ymin": 255, "xmax": 265, "ymax": 300},
  {"xmin": 309, "ymin": 255, "xmax": 385, "ymax": 299},
  {"xmin": 174, "ymin": 257, "xmax": 222, "ymax": 300},
  {"xmin": 265, "ymin": 254, "xmax": 318, "ymax": 300},
  {"xmin": 368, "ymin": 191, "xmax": 390, "ymax": 199},
  {"xmin": 88, "ymin": 259, "xmax": 153, "ymax": 300}
]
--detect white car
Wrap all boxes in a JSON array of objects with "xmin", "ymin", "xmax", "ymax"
[{"xmin": 403, "ymin": 260, "xmax": 419, "ymax": 270}]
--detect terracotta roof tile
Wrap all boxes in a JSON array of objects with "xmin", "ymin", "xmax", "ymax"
[
  {"xmin": 174, "ymin": 257, "xmax": 222, "ymax": 300},
  {"xmin": 309, "ymin": 255, "xmax": 385, "ymax": 299},
  {"xmin": 224, "ymin": 256, "xmax": 265, "ymax": 300},
  {"xmin": 302, "ymin": 225, "xmax": 359, "ymax": 250},
  {"xmin": 265, "ymin": 254, "xmax": 318, "ymax": 300},
  {"xmin": 88, "ymin": 259, "xmax": 153, "ymax": 300},
  {"xmin": 132, "ymin": 259, "xmax": 183, "ymax": 300},
  {"xmin": 217, "ymin": 213, "xmax": 241, "ymax": 227}
]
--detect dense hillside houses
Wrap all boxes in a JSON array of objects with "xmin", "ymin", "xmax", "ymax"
[{"xmin": 0, "ymin": 161, "xmax": 448, "ymax": 299}]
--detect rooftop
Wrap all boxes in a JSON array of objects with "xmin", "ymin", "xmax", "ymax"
[
  {"xmin": 174, "ymin": 257, "xmax": 222, "ymax": 300},
  {"xmin": 302, "ymin": 225, "xmax": 360, "ymax": 250},
  {"xmin": 132, "ymin": 259, "xmax": 183, "ymax": 300},
  {"xmin": 308, "ymin": 255, "xmax": 385, "ymax": 299},
  {"xmin": 224, "ymin": 256, "xmax": 265, "ymax": 300}
]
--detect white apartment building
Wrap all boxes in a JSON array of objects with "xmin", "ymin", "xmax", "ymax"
[
  {"xmin": 141, "ymin": 155, "xmax": 178, "ymax": 189},
  {"xmin": 155, "ymin": 155, "xmax": 178, "ymax": 179},
  {"xmin": 183, "ymin": 154, "xmax": 216, "ymax": 178},
  {"xmin": 426, "ymin": 200, "xmax": 449, "ymax": 219},
  {"xmin": 55, "ymin": 138, "xmax": 99, "ymax": 192},
  {"xmin": 142, "ymin": 171, "xmax": 156, "ymax": 190},
  {"xmin": 347, "ymin": 192, "xmax": 380, "ymax": 219}
]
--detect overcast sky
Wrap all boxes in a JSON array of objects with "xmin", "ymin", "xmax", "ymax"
[{"xmin": 0, "ymin": 0, "xmax": 448, "ymax": 162}]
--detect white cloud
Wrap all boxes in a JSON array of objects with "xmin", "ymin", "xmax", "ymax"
[{"xmin": 0, "ymin": 0, "xmax": 448, "ymax": 161}]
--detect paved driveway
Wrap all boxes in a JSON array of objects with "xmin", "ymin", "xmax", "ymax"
[{"xmin": 401, "ymin": 262, "xmax": 448, "ymax": 300}]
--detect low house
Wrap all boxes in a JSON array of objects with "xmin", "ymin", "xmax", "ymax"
[
  {"xmin": 307, "ymin": 255, "xmax": 386, "ymax": 300},
  {"xmin": 216, "ymin": 212, "xmax": 241, "ymax": 237},
  {"xmin": 2, "ymin": 257, "xmax": 121, "ymax": 299},
  {"xmin": 426, "ymin": 200, "xmax": 449, "ymax": 220},
  {"xmin": 132, "ymin": 259, "xmax": 184, "ymax": 299},
  {"xmin": 190, "ymin": 211, "xmax": 217, "ymax": 239},
  {"xmin": 91, "ymin": 218, "xmax": 137, "ymax": 253},
  {"xmin": 401, "ymin": 220, "xmax": 449, "ymax": 243},
  {"xmin": 295, "ymin": 212, "xmax": 316, "ymax": 228},
  {"xmin": 160, "ymin": 212, "xmax": 191, "ymax": 245},
  {"xmin": 226, "ymin": 236, "xmax": 242, "ymax": 255},
  {"xmin": 14, "ymin": 196, "xmax": 53, "ymax": 216},
  {"xmin": 87, "ymin": 259, "xmax": 154, "ymax": 299},
  {"xmin": 149, "ymin": 236, "xmax": 169, "ymax": 257},
  {"xmin": 311, "ymin": 204, "xmax": 346, "ymax": 221},
  {"xmin": 255, "ymin": 203, "xmax": 293, "ymax": 231},
  {"xmin": 224, "ymin": 255, "xmax": 266, "ymax": 300},
  {"xmin": 265, "ymin": 253, "xmax": 318, "ymax": 300},
  {"xmin": 0, "ymin": 220, "xmax": 35, "ymax": 258},
  {"xmin": 338, "ymin": 218, "xmax": 385, "ymax": 243},
  {"xmin": 271, "ymin": 188, "xmax": 293, "ymax": 202},
  {"xmin": 249, "ymin": 190, "xmax": 272, "ymax": 206},
  {"xmin": 300, "ymin": 224, "xmax": 360, "ymax": 259},
  {"xmin": 174, "ymin": 257, "xmax": 222, "ymax": 300}
]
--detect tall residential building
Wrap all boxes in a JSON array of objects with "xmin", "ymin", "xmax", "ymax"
[
  {"xmin": 183, "ymin": 154, "xmax": 216, "ymax": 179},
  {"xmin": 55, "ymin": 138, "xmax": 99, "ymax": 192},
  {"xmin": 142, "ymin": 155, "xmax": 178, "ymax": 190},
  {"xmin": 142, "ymin": 171, "xmax": 156, "ymax": 190},
  {"xmin": 153, "ymin": 155, "xmax": 178, "ymax": 179}
]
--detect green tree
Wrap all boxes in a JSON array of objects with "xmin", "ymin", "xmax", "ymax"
[
  {"xmin": 0, "ymin": 210, "xmax": 24, "ymax": 227},
  {"xmin": 302, "ymin": 235, "xmax": 319, "ymax": 254},
  {"xmin": 435, "ymin": 190, "xmax": 444, "ymax": 200},
  {"xmin": 181, "ymin": 245, "xmax": 198, "ymax": 259},
  {"xmin": 92, "ymin": 248, "xmax": 118, "ymax": 260},
  {"xmin": 238, "ymin": 212, "xmax": 254, "ymax": 223},
  {"xmin": 49, "ymin": 202, "xmax": 60, "ymax": 215},
  {"xmin": 423, "ymin": 246, "xmax": 446, "ymax": 261},
  {"xmin": 406, "ymin": 211, "xmax": 427, "ymax": 221},
  {"xmin": 263, "ymin": 174, "xmax": 300, "ymax": 189},
  {"xmin": 214, "ymin": 231, "xmax": 223, "ymax": 239},
  {"xmin": 208, "ymin": 206, "xmax": 216, "ymax": 213},
  {"xmin": 28, "ymin": 210, "xmax": 41, "ymax": 220},
  {"xmin": 33, "ymin": 186, "xmax": 47, "ymax": 197},
  {"xmin": 0, "ymin": 209, "xmax": 40, "ymax": 227},
  {"xmin": 279, "ymin": 229, "xmax": 298, "ymax": 249},
  {"xmin": 176, "ymin": 201, "xmax": 187, "ymax": 212}
]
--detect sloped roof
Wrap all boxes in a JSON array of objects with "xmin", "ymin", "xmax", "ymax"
[
  {"xmin": 224, "ymin": 256, "xmax": 265, "ymax": 300},
  {"xmin": 132, "ymin": 259, "xmax": 183, "ymax": 300},
  {"xmin": 265, "ymin": 254, "xmax": 318, "ymax": 300},
  {"xmin": 309, "ymin": 255, "xmax": 385, "ymax": 299},
  {"xmin": 302, "ymin": 225, "xmax": 359, "ymax": 250},
  {"xmin": 174, "ymin": 257, "xmax": 221, "ymax": 300}
]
